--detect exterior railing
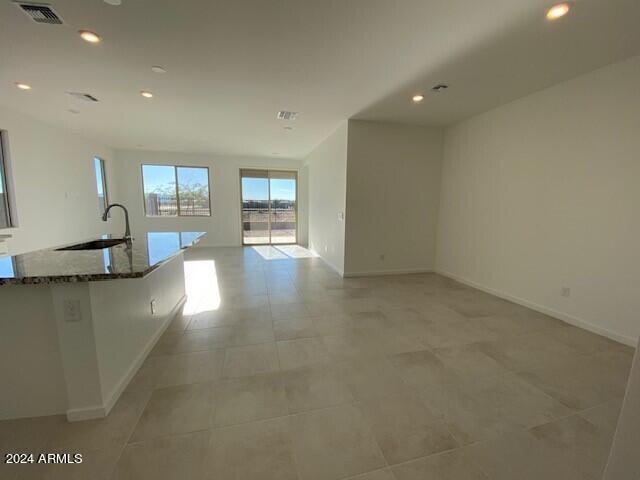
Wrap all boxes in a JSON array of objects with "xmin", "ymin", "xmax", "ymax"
[
  {"xmin": 242, "ymin": 208, "xmax": 296, "ymax": 231},
  {"xmin": 145, "ymin": 193, "xmax": 210, "ymax": 216}
]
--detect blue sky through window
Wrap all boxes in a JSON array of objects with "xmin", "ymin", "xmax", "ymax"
[
  {"xmin": 94, "ymin": 158, "xmax": 104, "ymax": 196},
  {"xmin": 242, "ymin": 177, "xmax": 295, "ymax": 201},
  {"xmin": 242, "ymin": 177, "xmax": 268, "ymax": 201},
  {"xmin": 270, "ymin": 178, "xmax": 296, "ymax": 201},
  {"xmin": 177, "ymin": 167, "xmax": 208, "ymax": 190},
  {"xmin": 142, "ymin": 165, "xmax": 175, "ymax": 194},
  {"xmin": 142, "ymin": 165, "xmax": 209, "ymax": 193}
]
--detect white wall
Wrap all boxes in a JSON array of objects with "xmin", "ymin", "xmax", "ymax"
[
  {"xmin": 0, "ymin": 107, "xmax": 120, "ymax": 255},
  {"xmin": 112, "ymin": 150, "xmax": 307, "ymax": 248},
  {"xmin": 436, "ymin": 56, "xmax": 640, "ymax": 345},
  {"xmin": 305, "ymin": 122, "xmax": 348, "ymax": 274},
  {"xmin": 345, "ymin": 120, "xmax": 443, "ymax": 275}
]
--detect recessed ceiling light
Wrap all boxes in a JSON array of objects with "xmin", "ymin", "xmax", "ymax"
[
  {"xmin": 15, "ymin": 82, "xmax": 32, "ymax": 90},
  {"xmin": 412, "ymin": 94, "xmax": 424, "ymax": 103},
  {"xmin": 79, "ymin": 30, "xmax": 101, "ymax": 43},
  {"xmin": 151, "ymin": 65, "xmax": 167, "ymax": 74},
  {"xmin": 104, "ymin": 0, "xmax": 122, "ymax": 5},
  {"xmin": 283, "ymin": 126, "xmax": 293, "ymax": 131},
  {"xmin": 140, "ymin": 91, "xmax": 153, "ymax": 98},
  {"xmin": 546, "ymin": 3, "xmax": 571, "ymax": 20}
]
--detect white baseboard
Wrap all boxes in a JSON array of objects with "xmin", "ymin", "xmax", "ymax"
[
  {"xmin": 435, "ymin": 269, "xmax": 636, "ymax": 348},
  {"xmin": 310, "ymin": 249, "xmax": 345, "ymax": 277},
  {"xmin": 66, "ymin": 404, "xmax": 107, "ymax": 422},
  {"xmin": 309, "ymin": 249, "xmax": 434, "ymax": 279},
  {"xmin": 65, "ymin": 295, "xmax": 187, "ymax": 422},
  {"xmin": 343, "ymin": 268, "xmax": 434, "ymax": 278}
]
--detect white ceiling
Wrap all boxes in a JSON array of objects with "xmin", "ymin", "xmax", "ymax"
[{"xmin": 1, "ymin": 0, "xmax": 639, "ymax": 159}]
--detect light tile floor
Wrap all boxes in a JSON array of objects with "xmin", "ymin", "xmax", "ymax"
[{"xmin": 0, "ymin": 246, "xmax": 635, "ymax": 480}]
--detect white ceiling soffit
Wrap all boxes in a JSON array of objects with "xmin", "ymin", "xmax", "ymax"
[{"xmin": 0, "ymin": 0, "xmax": 639, "ymax": 158}]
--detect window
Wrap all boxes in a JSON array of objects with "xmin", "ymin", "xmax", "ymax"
[
  {"xmin": 240, "ymin": 169, "xmax": 297, "ymax": 245},
  {"xmin": 94, "ymin": 157, "xmax": 109, "ymax": 215},
  {"xmin": 0, "ymin": 131, "xmax": 14, "ymax": 229},
  {"xmin": 142, "ymin": 164, "xmax": 211, "ymax": 217}
]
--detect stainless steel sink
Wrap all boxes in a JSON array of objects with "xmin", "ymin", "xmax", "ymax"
[{"xmin": 56, "ymin": 239, "xmax": 127, "ymax": 251}]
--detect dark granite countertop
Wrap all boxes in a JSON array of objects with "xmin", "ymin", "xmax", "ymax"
[{"xmin": 0, "ymin": 231, "xmax": 206, "ymax": 286}]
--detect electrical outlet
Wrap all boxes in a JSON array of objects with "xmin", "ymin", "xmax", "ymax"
[
  {"xmin": 150, "ymin": 299, "xmax": 157, "ymax": 315},
  {"xmin": 561, "ymin": 287, "xmax": 571, "ymax": 298},
  {"xmin": 63, "ymin": 299, "xmax": 82, "ymax": 323}
]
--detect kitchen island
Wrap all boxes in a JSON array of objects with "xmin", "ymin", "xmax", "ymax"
[{"xmin": 0, "ymin": 231, "xmax": 205, "ymax": 421}]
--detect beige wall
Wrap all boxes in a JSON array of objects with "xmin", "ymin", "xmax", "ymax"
[
  {"xmin": 0, "ymin": 107, "xmax": 120, "ymax": 255},
  {"xmin": 436, "ymin": 55, "xmax": 640, "ymax": 345},
  {"xmin": 345, "ymin": 120, "xmax": 443, "ymax": 275},
  {"xmin": 112, "ymin": 150, "xmax": 307, "ymax": 248},
  {"xmin": 305, "ymin": 123, "xmax": 348, "ymax": 274}
]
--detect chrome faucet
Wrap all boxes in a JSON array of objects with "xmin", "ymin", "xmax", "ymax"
[{"xmin": 102, "ymin": 203, "xmax": 132, "ymax": 245}]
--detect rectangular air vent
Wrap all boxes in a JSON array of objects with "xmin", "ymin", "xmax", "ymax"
[
  {"xmin": 277, "ymin": 111, "xmax": 298, "ymax": 121},
  {"xmin": 15, "ymin": 2, "xmax": 64, "ymax": 24},
  {"xmin": 66, "ymin": 92, "xmax": 99, "ymax": 102}
]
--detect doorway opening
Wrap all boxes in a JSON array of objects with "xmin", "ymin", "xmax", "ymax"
[{"xmin": 240, "ymin": 169, "xmax": 297, "ymax": 245}]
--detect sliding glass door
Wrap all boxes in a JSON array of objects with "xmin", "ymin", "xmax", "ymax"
[
  {"xmin": 240, "ymin": 170, "xmax": 270, "ymax": 245},
  {"xmin": 240, "ymin": 169, "xmax": 297, "ymax": 245},
  {"xmin": 269, "ymin": 171, "xmax": 297, "ymax": 244}
]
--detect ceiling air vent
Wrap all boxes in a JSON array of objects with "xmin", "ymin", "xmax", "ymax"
[
  {"xmin": 66, "ymin": 92, "xmax": 100, "ymax": 102},
  {"xmin": 15, "ymin": 2, "xmax": 64, "ymax": 25},
  {"xmin": 277, "ymin": 111, "xmax": 298, "ymax": 121}
]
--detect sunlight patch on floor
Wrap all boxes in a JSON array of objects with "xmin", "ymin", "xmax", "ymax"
[
  {"xmin": 275, "ymin": 245, "xmax": 319, "ymax": 258},
  {"xmin": 251, "ymin": 245, "xmax": 289, "ymax": 260},
  {"xmin": 183, "ymin": 260, "xmax": 221, "ymax": 314},
  {"xmin": 251, "ymin": 245, "xmax": 318, "ymax": 260}
]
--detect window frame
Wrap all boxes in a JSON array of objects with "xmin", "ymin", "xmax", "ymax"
[
  {"xmin": 0, "ymin": 131, "xmax": 15, "ymax": 229},
  {"xmin": 93, "ymin": 157, "xmax": 109, "ymax": 216},
  {"xmin": 141, "ymin": 164, "xmax": 212, "ymax": 218}
]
